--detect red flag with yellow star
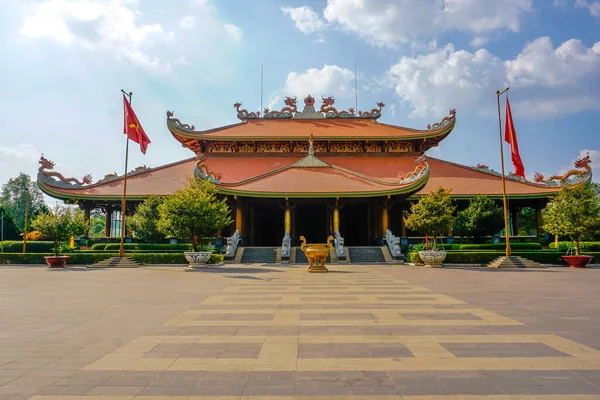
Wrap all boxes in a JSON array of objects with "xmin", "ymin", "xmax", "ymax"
[{"xmin": 123, "ymin": 94, "xmax": 151, "ymax": 154}]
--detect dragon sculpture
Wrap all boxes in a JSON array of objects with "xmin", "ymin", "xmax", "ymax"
[
  {"xmin": 427, "ymin": 109, "xmax": 456, "ymax": 130},
  {"xmin": 319, "ymin": 96, "xmax": 357, "ymax": 118},
  {"xmin": 476, "ymin": 163, "xmax": 489, "ymax": 169},
  {"xmin": 263, "ymin": 96, "xmax": 297, "ymax": 118},
  {"xmin": 358, "ymin": 102, "xmax": 385, "ymax": 119},
  {"xmin": 534, "ymin": 153, "xmax": 592, "ymax": 184},
  {"xmin": 234, "ymin": 102, "xmax": 260, "ymax": 121},
  {"xmin": 38, "ymin": 155, "xmax": 92, "ymax": 186},
  {"xmin": 194, "ymin": 153, "xmax": 222, "ymax": 183},
  {"xmin": 398, "ymin": 155, "xmax": 428, "ymax": 183},
  {"xmin": 166, "ymin": 111, "xmax": 195, "ymax": 130}
]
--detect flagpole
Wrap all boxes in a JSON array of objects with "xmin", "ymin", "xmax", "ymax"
[
  {"xmin": 496, "ymin": 87, "xmax": 511, "ymax": 257},
  {"xmin": 120, "ymin": 89, "xmax": 132, "ymax": 258}
]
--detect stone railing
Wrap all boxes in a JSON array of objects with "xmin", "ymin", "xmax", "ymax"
[
  {"xmin": 224, "ymin": 230, "xmax": 241, "ymax": 260},
  {"xmin": 384, "ymin": 229, "xmax": 404, "ymax": 261},
  {"xmin": 334, "ymin": 230, "xmax": 346, "ymax": 262},
  {"xmin": 281, "ymin": 231, "xmax": 291, "ymax": 262}
]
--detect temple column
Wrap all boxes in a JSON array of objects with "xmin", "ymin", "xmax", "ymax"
[
  {"xmin": 511, "ymin": 205, "xmax": 520, "ymax": 236},
  {"xmin": 83, "ymin": 205, "xmax": 91, "ymax": 237},
  {"xmin": 333, "ymin": 198, "xmax": 340, "ymax": 233},
  {"xmin": 284, "ymin": 198, "xmax": 291, "ymax": 233},
  {"xmin": 104, "ymin": 206, "xmax": 113, "ymax": 237},
  {"xmin": 400, "ymin": 203, "xmax": 407, "ymax": 237},
  {"xmin": 535, "ymin": 205, "xmax": 543, "ymax": 236},
  {"xmin": 235, "ymin": 196, "xmax": 243, "ymax": 235},
  {"xmin": 381, "ymin": 206, "xmax": 389, "ymax": 236}
]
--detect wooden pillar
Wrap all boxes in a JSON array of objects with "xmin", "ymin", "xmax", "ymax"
[
  {"xmin": 83, "ymin": 205, "xmax": 91, "ymax": 237},
  {"xmin": 104, "ymin": 206, "xmax": 113, "ymax": 237},
  {"xmin": 400, "ymin": 203, "xmax": 407, "ymax": 237},
  {"xmin": 381, "ymin": 208, "xmax": 389, "ymax": 235},
  {"xmin": 333, "ymin": 198, "xmax": 340, "ymax": 233},
  {"xmin": 535, "ymin": 205, "xmax": 543, "ymax": 236},
  {"xmin": 235, "ymin": 197, "xmax": 243, "ymax": 235},
  {"xmin": 511, "ymin": 206, "xmax": 520, "ymax": 236},
  {"xmin": 284, "ymin": 199, "xmax": 291, "ymax": 233}
]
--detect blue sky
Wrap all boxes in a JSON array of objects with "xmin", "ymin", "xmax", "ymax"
[{"xmin": 0, "ymin": 0, "xmax": 598, "ymax": 200}]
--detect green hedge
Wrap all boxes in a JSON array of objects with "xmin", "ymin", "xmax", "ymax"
[
  {"xmin": 103, "ymin": 243, "xmax": 193, "ymax": 251},
  {"xmin": 459, "ymin": 243, "xmax": 542, "ymax": 250},
  {"xmin": 79, "ymin": 249, "xmax": 185, "ymax": 253},
  {"xmin": 0, "ymin": 252, "xmax": 117, "ymax": 265},
  {"xmin": 130, "ymin": 253, "xmax": 224, "ymax": 265},
  {"xmin": 407, "ymin": 251, "xmax": 599, "ymax": 265},
  {"xmin": 549, "ymin": 241, "xmax": 600, "ymax": 252},
  {"xmin": 0, "ymin": 241, "xmax": 55, "ymax": 253}
]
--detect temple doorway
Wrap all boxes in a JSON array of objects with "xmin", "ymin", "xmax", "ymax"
[
  {"xmin": 340, "ymin": 203, "xmax": 370, "ymax": 245},
  {"xmin": 252, "ymin": 205, "xmax": 284, "ymax": 246},
  {"xmin": 294, "ymin": 204, "xmax": 328, "ymax": 244}
]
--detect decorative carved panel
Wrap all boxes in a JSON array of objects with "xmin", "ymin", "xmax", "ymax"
[
  {"xmin": 330, "ymin": 141, "xmax": 363, "ymax": 153},
  {"xmin": 313, "ymin": 141, "xmax": 327, "ymax": 152},
  {"xmin": 257, "ymin": 141, "xmax": 291, "ymax": 153},
  {"xmin": 365, "ymin": 142, "xmax": 382, "ymax": 153},
  {"xmin": 237, "ymin": 141, "xmax": 254, "ymax": 153},
  {"xmin": 292, "ymin": 141, "xmax": 309, "ymax": 153},
  {"xmin": 385, "ymin": 141, "xmax": 413, "ymax": 153},
  {"xmin": 208, "ymin": 141, "xmax": 235, "ymax": 153}
]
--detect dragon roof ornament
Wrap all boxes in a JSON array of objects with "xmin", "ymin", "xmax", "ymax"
[
  {"xmin": 427, "ymin": 109, "xmax": 456, "ymax": 130},
  {"xmin": 38, "ymin": 155, "xmax": 93, "ymax": 188},
  {"xmin": 194, "ymin": 153, "xmax": 222, "ymax": 183},
  {"xmin": 398, "ymin": 155, "xmax": 429, "ymax": 184},
  {"xmin": 233, "ymin": 95, "xmax": 385, "ymax": 120},
  {"xmin": 166, "ymin": 111, "xmax": 195, "ymax": 131},
  {"xmin": 534, "ymin": 153, "xmax": 592, "ymax": 187}
]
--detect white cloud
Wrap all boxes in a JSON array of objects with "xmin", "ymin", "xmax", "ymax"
[
  {"xmin": 224, "ymin": 23, "xmax": 242, "ymax": 41},
  {"xmin": 385, "ymin": 38, "xmax": 600, "ymax": 119},
  {"xmin": 286, "ymin": 0, "xmax": 533, "ymax": 47},
  {"xmin": 470, "ymin": 36, "xmax": 490, "ymax": 47},
  {"xmin": 179, "ymin": 15, "xmax": 195, "ymax": 30},
  {"xmin": 281, "ymin": 6, "xmax": 326, "ymax": 34},
  {"xmin": 284, "ymin": 65, "xmax": 356, "ymax": 99},
  {"xmin": 21, "ymin": 0, "xmax": 165, "ymax": 67}
]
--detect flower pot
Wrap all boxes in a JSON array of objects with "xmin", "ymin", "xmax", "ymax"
[
  {"xmin": 184, "ymin": 251, "xmax": 212, "ymax": 268},
  {"xmin": 418, "ymin": 250, "xmax": 447, "ymax": 267},
  {"xmin": 561, "ymin": 255, "xmax": 593, "ymax": 269},
  {"xmin": 44, "ymin": 256, "xmax": 70, "ymax": 268}
]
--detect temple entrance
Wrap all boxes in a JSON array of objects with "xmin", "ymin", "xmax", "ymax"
[
  {"xmin": 294, "ymin": 204, "xmax": 328, "ymax": 244},
  {"xmin": 252, "ymin": 205, "xmax": 283, "ymax": 246},
  {"xmin": 340, "ymin": 203, "xmax": 370, "ymax": 245}
]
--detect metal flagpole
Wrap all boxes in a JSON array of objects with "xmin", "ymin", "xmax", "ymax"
[
  {"xmin": 22, "ymin": 189, "xmax": 29, "ymax": 254},
  {"xmin": 119, "ymin": 89, "xmax": 132, "ymax": 258},
  {"xmin": 1, "ymin": 210, "xmax": 4, "ymax": 263},
  {"xmin": 260, "ymin": 63, "xmax": 263, "ymax": 116},
  {"xmin": 354, "ymin": 62, "xmax": 358, "ymax": 112},
  {"xmin": 496, "ymin": 88, "xmax": 511, "ymax": 257}
]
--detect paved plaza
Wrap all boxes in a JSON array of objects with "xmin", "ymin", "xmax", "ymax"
[{"xmin": 0, "ymin": 264, "xmax": 599, "ymax": 399}]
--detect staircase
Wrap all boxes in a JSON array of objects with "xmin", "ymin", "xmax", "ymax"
[
  {"xmin": 92, "ymin": 256, "xmax": 142, "ymax": 268},
  {"xmin": 294, "ymin": 248, "xmax": 330, "ymax": 264},
  {"xmin": 240, "ymin": 247, "xmax": 277, "ymax": 264},
  {"xmin": 487, "ymin": 255, "xmax": 546, "ymax": 269},
  {"xmin": 347, "ymin": 247, "xmax": 386, "ymax": 264}
]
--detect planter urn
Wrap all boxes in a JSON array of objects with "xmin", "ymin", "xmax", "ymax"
[
  {"xmin": 418, "ymin": 250, "xmax": 447, "ymax": 267},
  {"xmin": 561, "ymin": 255, "xmax": 593, "ymax": 269},
  {"xmin": 44, "ymin": 256, "xmax": 70, "ymax": 268},
  {"xmin": 184, "ymin": 251, "xmax": 212, "ymax": 268}
]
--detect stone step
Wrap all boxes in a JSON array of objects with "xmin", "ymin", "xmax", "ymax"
[
  {"xmin": 240, "ymin": 248, "xmax": 277, "ymax": 264},
  {"xmin": 347, "ymin": 247, "xmax": 386, "ymax": 264},
  {"xmin": 487, "ymin": 255, "xmax": 546, "ymax": 269},
  {"xmin": 91, "ymin": 257, "xmax": 142, "ymax": 268}
]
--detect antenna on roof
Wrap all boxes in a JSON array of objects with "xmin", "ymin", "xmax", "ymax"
[
  {"xmin": 260, "ymin": 63, "xmax": 264, "ymax": 117},
  {"xmin": 354, "ymin": 62, "xmax": 358, "ymax": 112}
]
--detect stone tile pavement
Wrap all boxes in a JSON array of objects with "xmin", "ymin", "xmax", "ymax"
[{"xmin": 0, "ymin": 264, "xmax": 599, "ymax": 399}]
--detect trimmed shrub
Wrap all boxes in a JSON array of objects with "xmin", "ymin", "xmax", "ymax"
[
  {"xmin": 132, "ymin": 253, "xmax": 187, "ymax": 265},
  {"xmin": 460, "ymin": 243, "xmax": 542, "ymax": 250},
  {"xmin": 0, "ymin": 252, "xmax": 117, "ymax": 265},
  {"xmin": 208, "ymin": 254, "xmax": 224, "ymax": 264},
  {"xmin": 549, "ymin": 241, "xmax": 600, "ymax": 252},
  {"xmin": 103, "ymin": 243, "xmax": 192, "ymax": 251},
  {"xmin": 0, "ymin": 241, "xmax": 54, "ymax": 253},
  {"xmin": 90, "ymin": 243, "xmax": 108, "ymax": 251},
  {"xmin": 406, "ymin": 250, "xmax": 599, "ymax": 265}
]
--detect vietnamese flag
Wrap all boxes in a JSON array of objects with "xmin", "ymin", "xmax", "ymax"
[
  {"xmin": 123, "ymin": 94, "xmax": 151, "ymax": 154},
  {"xmin": 504, "ymin": 96, "xmax": 525, "ymax": 178}
]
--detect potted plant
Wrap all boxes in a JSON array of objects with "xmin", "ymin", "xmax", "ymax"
[
  {"xmin": 30, "ymin": 205, "xmax": 86, "ymax": 268},
  {"xmin": 158, "ymin": 177, "xmax": 231, "ymax": 268},
  {"xmin": 405, "ymin": 187, "xmax": 456, "ymax": 267},
  {"xmin": 543, "ymin": 185, "xmax": 600, "ymax": 268}
]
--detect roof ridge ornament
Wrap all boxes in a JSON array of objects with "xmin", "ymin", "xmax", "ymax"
[
  {"xmin": 166, "ymin": 111, "xmax": 195, "ymax": 131},
  {"xmin": 534, "ymin": 152, "xmax": 592, "ymax": 186},
  {"xmin": 264, "ymin": 96, "xmax": 297, "ymax": 119},
  {"xmin": 427, "ymin": 109, "xmax": 456, "ymax": 130},
  {"xmin": 233, "ymin": 102, "xmax": 260, "ymax": 121},
  {"xmin": 292, "ymin": 134, "xmax": 330, "ymax": 168},
  {"xmin": 38, "ymin": 155, "xmax": 93, "ymax": 187},
  {"xmin": 398, "ymin": 155, "xmax": 429, "ymax": 184}
]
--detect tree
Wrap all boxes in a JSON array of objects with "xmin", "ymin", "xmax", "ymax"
[
  {"xmin": 543, "ymin": 185, "xmax": 600, "ymax": 256},
  {"xmin": 88, "ymin": 209, "xmax": 106, "ymax": 237},
  {"xmin": 517, "ymin": 207, "xmax": 537, "ymax": 236},
  {"xmin": 1, "ymin": 173, "xmax": 46, "ymax": 233},
  {"xmin": 453, "ymin": 195, "xmax": 504, "ymax": 242},
  {"xmin": 405, "ymin": 187, "xmax": 456, "ymax": 250},
  {"xmin": 157, "ymin": 178, "xmax": 232, "ymax": 252},
  {"xmin": 31, "ymin": 205, "xmax": 87, "ymax": 256},
  {"xmin": 128, "ymin": 196, "xmax": 164, "ymax": 243},
  {"xmin": 0, "ymin": 206, "xmax": 21, "ymax": 240}
]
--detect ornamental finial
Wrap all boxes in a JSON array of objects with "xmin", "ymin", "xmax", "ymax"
[
  {"xmin": 304, "ymin": 95, "xmax": 315, "ymax": 107},
  {"xmin": 308, "ymin": 134, "xmax": 314, "ymax": 156}
]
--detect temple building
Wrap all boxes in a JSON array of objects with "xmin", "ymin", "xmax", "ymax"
[{"xmin": 38, "ymin": 95, "xmax": 593, "ymax": 250}]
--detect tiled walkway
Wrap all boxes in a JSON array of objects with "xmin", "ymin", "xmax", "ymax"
[{"xmin": 0, "ymin": 264, "xmax": 599, "ymax": 399}]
